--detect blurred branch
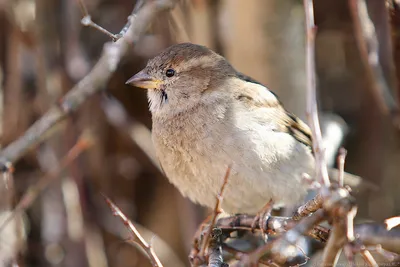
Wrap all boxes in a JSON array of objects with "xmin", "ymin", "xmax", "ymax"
[
  {"xmin": 389, "ymin": 1, "xmax": 400, "ymax": 107},
  {"xmin": 356, "ymin": 223, "xmax": 400, "ymax": 254},
  {"xmin": 360, "ymin": 249, "xmax": 379, "ymax": 267},
  {"xmin": 0, "ymin": 0, "xmax": 178, "ymax": 169},
  {"xmin": 101, "ymin": 95, "xmax": 162, "ymax": 172},
  {"xmin": 103, "ymin": 196, "xmax": 164, "ymax": 267},
  {"xmin": 0, "ymin": 131, "xmax": 93, "ymax": 233},
  {"xmin": 76, "ymin": 0, "xmax": 89, "ymax": 17},
  {"xmin": 349, "ymin": 0, "xmax": 400, "ymax": 129}
]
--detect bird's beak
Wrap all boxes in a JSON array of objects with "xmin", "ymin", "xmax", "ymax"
[{"xmin": 125, "ymin": 70, "xmax": 162, "ymax": 90}]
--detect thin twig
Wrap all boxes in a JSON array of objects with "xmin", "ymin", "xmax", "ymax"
[
  {"xmin": 355, "ymin": 222, "xmax": 400, "ymax": 254},
  {"xmin": 103, "ymin": 196, "xmax": 163, "ymax": 267},
  {"xmin": 360, "ymin": 249, "xmax": 379, "ymax": 267},
  {"xmin": 77, "ymin": 0, "xmax": 119, "ymax": 40},
  {"xmin": 0, "ymin": 131, "xmax": 94, "ymax": 233},
  {"xmin": 384, "ymin": 216, "xmax": 400, "ymax": 230},
  {"xmin": 303, "ymin": 0, "xmax": 331, "ymax": 186},
  {"xmin": 199, "ymin": 166, "xmax": 231, "ymax": 257},
  {"xmin": 0, "ymin": 0, "xmax": 178, "ymax": 169},
  {"xmin": 337, "ymin": 148, "xmax": 347, "ymax": 187},
  {"xmin": 76, "ymin": 0, "xmax": 89, "ymax": 17}
]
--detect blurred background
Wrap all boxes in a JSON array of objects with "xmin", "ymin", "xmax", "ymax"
[{"xmin": 0, "ymin": 0, "xmax": 400, "ymax": 266}]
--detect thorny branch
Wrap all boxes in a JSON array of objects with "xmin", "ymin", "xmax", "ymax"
[
  {"xmin": 104, "ymin": 196, "xmax": 164, "ymax": 267},
  {"xmin": 0, "ymin": 0, "xmax": 178, "ymax": 170}
]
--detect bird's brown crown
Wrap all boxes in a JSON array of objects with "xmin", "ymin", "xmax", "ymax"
[{"xmin": 146, "ymin": 43, "xmax": 234, "ymax": 76}]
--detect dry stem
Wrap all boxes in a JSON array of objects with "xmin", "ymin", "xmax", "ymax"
[
  {"xmin": 104, "ymin": 196, "xmax": 163, "ymax": 267},
  {"xmin": 337, "ymin": 148, "xmax": 347, "ymax": 187},
  {"xmin": 303, "ymin": 0, "xmax": 330, "ymax": 187},
  {"xmin": 199, "ymin": 166, "xmax": 231, "ymax": 257}
]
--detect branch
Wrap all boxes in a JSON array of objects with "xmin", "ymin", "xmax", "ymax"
[
  {"xmin": 207, "ymin": 228, "xmax": 226, "ymax": 267},
  {"xmin": 198, "ymin": 166, "xmax": 231, "ymax": 258},
  {"xmin": 0, "ymin": 131, "xmax": 93, "ymax": 233},
  {"xmin": 303, "ymin": 0, "xmax": 330, "ymax": 186},
  {"xmin": 0, "ymin": 0, "xmax": 178, "ymax": 169},
  {"xmin": 216, "ymin": 214, "xmax": 330, "ymax": 243},
  {"xmin": 103, "ymin": 196, "xmax": 163, "ymax": 267},
  {"xmin": 292, "ymin": 193, "xmax": 323, "ymax": 221},
  {"xmin": 78, "ymin": 0, "xmax": 120, "ymax": 41},
  {"xmin": 321, "ymin": 192, "xmax": 358, "ymax": 266},
  {"xmin": 236, "ymin": 210, "xmax": 326, "ymax": 266},
  {"xmin": 349, "ymin": 0, "xmax": 400, "ymax": 129},
  {"xmin": 355, "ymin": 223, "xmax": 400, "ymax": 254}
]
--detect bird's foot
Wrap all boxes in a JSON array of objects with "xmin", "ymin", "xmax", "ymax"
[{"xmin": 251, "ymin": 199, "xmax": 274, "ymax": 237}]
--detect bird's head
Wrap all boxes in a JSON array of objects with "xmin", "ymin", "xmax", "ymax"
[{"xmin": 126, "ymin": 43, "xmax": 235, "ymax": 117}]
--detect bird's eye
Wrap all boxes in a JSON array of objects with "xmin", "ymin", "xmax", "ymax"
[{"xmin": 165, "ymin": 68, "xmax": 175, "ymax": 77}]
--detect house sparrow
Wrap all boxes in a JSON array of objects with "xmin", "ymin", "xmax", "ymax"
[{"xmin": 126, "ymin": 43, "xmax": 366, "ymax": 214}]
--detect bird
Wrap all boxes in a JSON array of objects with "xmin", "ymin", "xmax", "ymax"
[{"xmin": 126, "ymin": 42, "xmax": 367, "ymax": 214}]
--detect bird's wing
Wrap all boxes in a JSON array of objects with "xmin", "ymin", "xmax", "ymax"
[{"xmin": 234, "ymin": 73, "xmax": 313, "ymax": 149}]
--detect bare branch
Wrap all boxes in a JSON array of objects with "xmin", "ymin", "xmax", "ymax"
[
  {"xmin": 385, "ymin": 216, "xmax": 400, "ymax": 231},
  {"xmin": 349, "ymin": 0, "xmax": 400, "ymax": 129},
  {"xmin": 76, "ymin": 0, "xmax": 89, "ymax": 17},
  {"xmin": 337, "ymin": 148, "xmax": 347, "ymax": 187},
  {"xmin": 199, "ymin": 166, "xmax": 231, "ymax": 257},
  {"xmin": 303, "ymin": 0, "xmax": 331, "ymax": 186},
  {"xmin": 321, "ymin": 193, "xmax": 357, "ymax": 266},
  {"xmin": 217, "ymin": 214, "xmax": 329, "ymax": 243},
  {"xmin": 0, "ymin": 0, "xmax": 178, "ymax": 169},
  {"xmin": 207, "ymin": 228, "xmax": 226, "ymax": 267},
  {"xmin": 292, "ymin": 193, "xmax": 323, "ymax": 221},
  {"xmin": 360, "ymin": 249, "xmax": 379, "ymax": 267},
  {"xmin": 0, "ymin": 131, "xmax": 94, "ymax": 233},
  {"xmin": 237, "ymin": 210, "xmax": 326, "ymax": 266},
  {"xmin": 355, "ymin": 223, "xmax": 400, "ymax": 254},
  {"xmin": 103, "ymin": 196, "xmax": 163, "ymax": 267}
]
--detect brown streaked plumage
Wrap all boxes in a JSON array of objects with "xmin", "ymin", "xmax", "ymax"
[{"xmin": 126, "ymin": 43, "xmax": 366, "ymax": 214}]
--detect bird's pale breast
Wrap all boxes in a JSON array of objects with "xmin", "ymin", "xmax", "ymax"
[{"xmin": 152, "ymin": 101, "xmax": 315, "ymax": 214}]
